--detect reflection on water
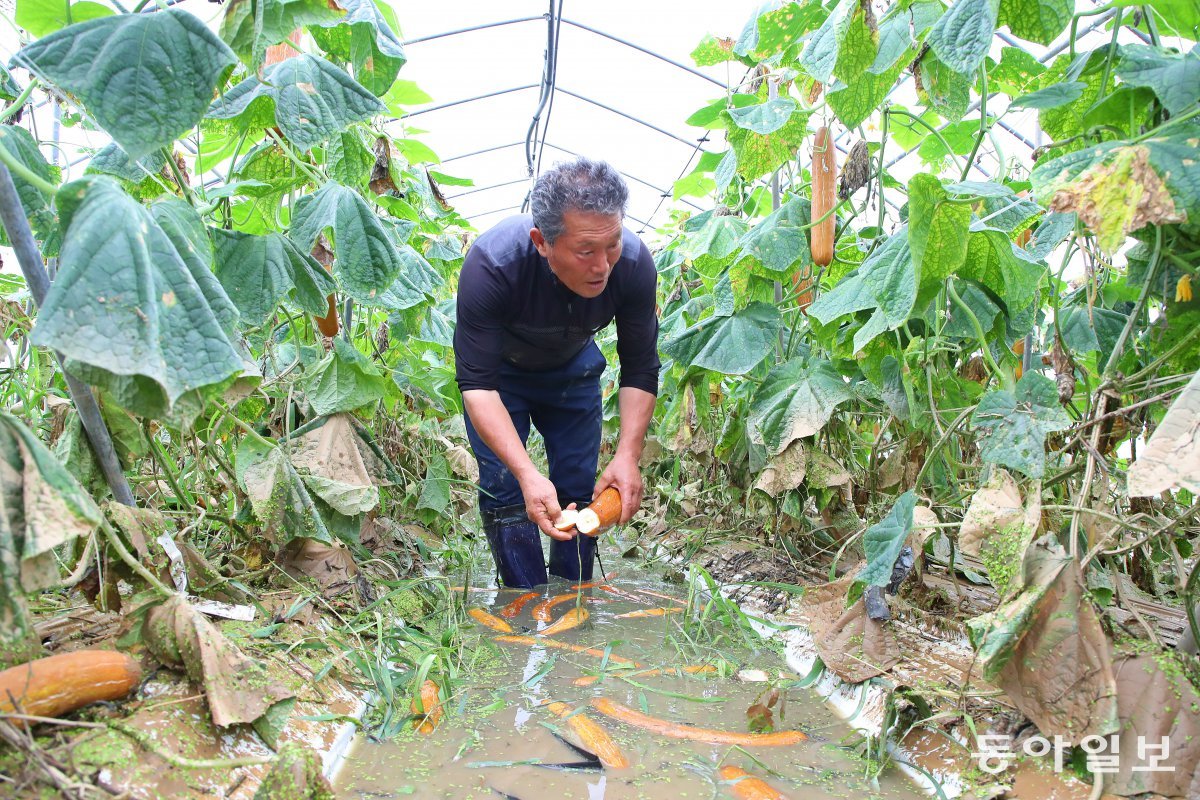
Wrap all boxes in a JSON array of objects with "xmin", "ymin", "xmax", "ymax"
[{"xmin": 335, "ymin": 561, "xmax": 927, "ymax": 799}]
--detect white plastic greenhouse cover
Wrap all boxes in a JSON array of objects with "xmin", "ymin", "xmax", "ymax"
[{"xmin": 0, "ymin": 0, "xmax": 1177, "ymax": 244}]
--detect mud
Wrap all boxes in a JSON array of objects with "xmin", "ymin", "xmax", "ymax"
[{"xmin": 335, "ymin": 566, "xmax": 926, "ymax": 799}]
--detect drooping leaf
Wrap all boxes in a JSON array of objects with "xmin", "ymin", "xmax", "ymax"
[
  {"xmin": 374, "ymin": 243, "xmax": 442, "ymax": 311},
  {"xmin": 908, "ymin": 173, "xmax": 970, "ymax": 287},
  {"xmin": 661, "ymin": 301, "xmax": 781, "ymax": 375},
  {"xmin": 14, "ymin": 10, "xmax": 237, "ymax": 159},
  {"xmin": 300, "ymin": 337, "xmax": 389, "ymax": 416},
  {"xmin": 310, "ymin": 0, "xmax": 407, "ymax": 96},
  {"xmin": 740, "ymin": 0, "xmax": 827, "ymax": 61},
  {"xmin": 747, "ymin": 357, "xmax": 855, "ymax": 455},
  {"xmin": 86, "ymin": 142, "xmax": 167, "ymax": 184},
  {"xmin": 144, "ymin": 594, "xmax": 295, "ymax": 732},
  {"xmin": 0, "ymin": 126, "xmax": 59, "ymax": 242},
  {"xmin": 1127, "ymin": 369, "xmax": 1200, "ymax": 497},
  {"xmin": 926, "ymin": 0, "xmax": 997, "ymax": 75},
  {"xmin": 0, "ymin": 412, "xmax": 101, "ymax": 663},
  {"xmin": 290, "ymin": 182, "xmax": 405, "ymax": 303},
  {"xmin": 915, "ymin": 50, "xmax": 972, "ymax": 121},
  {"xmin": 676, "ymin": 213, "xmax": 747, "ymax": 262},
  {"xmin": 148, "ymin": 197, "xmax": 240, "ymax": 336},
  {"xmin": 829, "ymin": 42, "xmax": 914, "ymax": 128},
  {"xmin": 1057, "ymin": 305, "xmax": 1127, "ymax": 355},
  {"xmin": 289, "ymin": 414, "xmax": 385, "ymax": 516},
  {"xmin": 211, "ymin": 229, "xmax": 337, "ymax": 326},
  {"xmin": 15, "ymin": 0, "xmax": 114, "ymax": 39},
  {"xmin": 31, "ymin": 177, "xmax": 246, "ymax": 419},
  {"xmin": 737, "ymin": 196, "xmax": 811, "ymax": 277},
  {"xmin": 831, "ymin": 0, "xmax": 878, "ymax": 84},
  {"xmin": 1031, "ymin": 134, "xmax": 1200, "ymax": 253},
  {"xmin": 972, "ymin": 372, "xmax": 1071, "ymax": 478},
  {"xmin": 726, "ymin": 106, "xmax": 810, "ymax": 180},
  {"xmin": 858, "ymin": 491, "xmax": 917, "ymax": 586},
  {"xmin": 237, "ymin": 438, "xmax": 334, "ymax": 544},
  {"xmin": 958, "ymin": 226, "xmax": 1044, "ymax": 314},
  {"xmin": 997, "ymin": 0, "xmax": 1071, "ymax": 46},
  {"xmin": 798, "ymin": 0, "xmax": 855, "ymax": 84},
  {"xmin": 966, "ymin": 536, "xmax": 1117, "ymax": 742},
  {"xmin": 219, "ymin": 0, "xmax": 345, "ymax": 64},
  {"xmin": 808, "ymin": 229, "xmax": 915, "ymax": 353},
  {"xmin": 417, "ymin": 453, "xmax": 451, "ymax": 514},
  {"xmin": 326, "ymin": 127, "xmax": 375, "ymax": 187},
  {"xmin": 207, "ymin": 54, "xmax": 385, "ymax": 153},
  {"xmin": 1114, "ymin": 44, "xmax": 1200, "ymax": 116},
  {"xmin": 728, "ymin": 97, "xmax": 797, "ymax": 135}
]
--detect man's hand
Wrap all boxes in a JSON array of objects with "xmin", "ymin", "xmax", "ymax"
[
  {"xmin": 519, "ymin": 472, "xmax": 574, "ymax": 540},
  {"xmin": 594, "ymin": 453, "xmax": 643, "ymax": 524}
]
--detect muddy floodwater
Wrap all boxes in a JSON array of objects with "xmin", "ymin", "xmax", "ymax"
[{"xmin": 335, "ymin": 564, "xmax": 928, "ymax": 799}]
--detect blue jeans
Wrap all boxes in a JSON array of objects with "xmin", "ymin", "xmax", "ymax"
[{"xmin": 465, "ymin": 343, "xmax": 605, "ymax": 586}]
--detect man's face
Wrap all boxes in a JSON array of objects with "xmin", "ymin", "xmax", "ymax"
[{"xmin": 531, "ymin": 210, "xmax": 624, "ymax": 298}]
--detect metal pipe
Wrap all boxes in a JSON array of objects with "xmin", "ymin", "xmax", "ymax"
[
  {"xmin": 0, "ymin": 165, "xmax": 136, "ymax": 506},
  {"xmin": 401, "ymin": 16, "xmax": 544, "ymax": 46},
  {"xmin": 553, "ymin": 88, "xmax": 710, "ymax": 150},
  {"xmin": 559, "ymin": 18, "xmax": 726, "ymax": 88},
  {"xmin": 400, "ymin": 84, "xmax": 540, "ymax": 119},
  {"xmin": 445, "ymin": 177, "xmax": 530, "ymax": 200},
  {"xmin": 441, "ymin": 141, "xmax": 524, "ymax": 164}
]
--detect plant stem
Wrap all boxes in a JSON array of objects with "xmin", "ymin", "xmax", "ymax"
[
  {"xmin": 101, "ymin": 520, "xmax": 173, "ymax": 596},
  {"xmin": 1103, "ymin": 226, "xmax": 1161, "ymax": 378},
  {"xmin": 959, "ymin": 67, "xmax": 988, "ymax": 182},
  {"xmin": 947, "ymin": 282, "xmax": 1005, "ymax": 389},
  {"xmin": 0, "ymin": 164, "xmax": 136, "ymax": 507},
  {"xmin": 162, "ymin": 148, "xmax": 197, "ymax": 207},
  {"xmin": 876, "ymin": 106, "xmax": 889, "ymax": 233},
  {"xmin": 0, "ymin": 141, "xmax": 57, "ymax": 196},
  {"xmin": 213, "ymin": 400, "xmax": 276, "ymax": 449},
  {"xmin": 144, "ymin": 421, "xmax": 194, "ymax": 507},
  {"xmin": 0, "ymin": 78, "xmax": 38, "ymax": 123},
  {"xmin": 886, "ymin": 109, "xmax": 963, "ymax": 173},
  {"xmin": 911, "ymin": 405, "xmax": 975, "ymax": 490},
  {"xmin": 265, "ymin": 128, "xmax": 324, "ymax": 184}
]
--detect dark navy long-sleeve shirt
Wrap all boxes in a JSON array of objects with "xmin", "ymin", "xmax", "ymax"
[{"xmin": 453, "ymin": 215, "xmax": 660, "ymax": 395}]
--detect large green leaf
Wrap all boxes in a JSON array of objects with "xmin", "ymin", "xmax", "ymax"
[
  {"xmin": 0, "ymin": 126, "xmax": 59, "ymax": 242},
  {"xmin": 829, "ymin": 40, "xmax": 915, "ymax": 128},
  {"xmin": 148, "ymin": 201, "xmax": 227, "ymax": 325},
  {"xmin": 1058, "ymin": 305, "xmax": 1127, "ymax": 355},
  {"xmin": 808, "ymin": 229, "xmax": 916, "ymax": 353},
  {"xmin": 997, "ymin": 0, "xmax": 1071, "ymax": 46},
  {"xmin": 87, "ymin": 143, "xmax": 167, "ymax": 184},
  {"xmin": 858, "ymin": 491, "xmax": 916, "ymax": 587},
  {"xmin": 737, "ymin": 196, "xmax": 811, "ymax": 277},
  {"xmin": 972, "ymin": 373, "xmax": 1070, "ymax": 478},
  {"xmin": 677, "ymin": 213, "xmax": 747, "ymax": 262},
  {"xmin": 741, "ymin": 0, "xmax": 828, "ymax": 61},
  {"xmin": 31, "ymin": 177, "xmax": 247, "ymax": 418},
  {"xmin": 908, "ymin": 173, "xmax": 970, "ymax": 287},
  {"xmin": 15, "ymin": 0, "xmax": 113, "ymax": 39},
  {"xmin": 926, "ymin": 0, "xmax": 997, "ymax": 75},
  {"xmin": 832, "ymin": 0, "xmax": 878, "ymax": 83},
  {"xmin": 958, "ymin": 226, "xmax": 1044, "ymax": 313},
  {"xmin": 1113, "ymin": 0, "xmax": 1200, "ymax": 40},
  {"xmin": 1114, "ymin": 44, "xmax": 1200, "ymax": 116},
  {"xmin": 374, "ymin": 243, "xmax": 442, "ymax": 311},
  {"xmin": 661, "ymin": 301, "xmax": 781, "ymax": 375},
  {"xmin": 310, "ymin": 0, "xmax": 407, "ymax": 96},
  {"xmin": 14, "ymin": 10, "xmax": 237, "ymax": 159},
  {"xmin": 290, "ymin": 182, "xmax": 404, "ymax": 303},
  {"xmin": 1031, "ymin": 134, "xmax": 1200, "ymax": 253},
  {"xmin": 211, "ymin": 229, "xmax": 337, "ymax": 326},
  {"xmin": 725, "ymin": 106, "xmax": 810, "ymax": 180},
  {"xmin": 207, "ymin": 54, "xmax": 384, "ymax": 153},
  {"xmin": 798, "ymin": 0, "xmax": 855, "ymax": 84},
  {"xmin": 747, "ymin": 357, "xmax": 855, "ymax": 454},
  {"xmin": 300, "ymin": 337, "xmax": 389, "ymax": 416},
  {"xmin": 728, "ymin": 97, "xmax": 797, "ymax": 135},
  {"xmin": 219, "ymin": 0, "xmax": 345, "ymax": 64},
  {"xmin": 327, "ymin": 127, "xmax": 375, "ymax": 187}
]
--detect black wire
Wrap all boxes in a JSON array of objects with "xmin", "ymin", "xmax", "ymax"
[{"xmin": 534, "ymin": 0, "xmax": 565, "ymax": 177}]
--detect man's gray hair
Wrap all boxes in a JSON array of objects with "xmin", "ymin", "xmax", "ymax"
[{"xmin": 530, "ymin": 158, "xmax": 628, "ymax": 243}]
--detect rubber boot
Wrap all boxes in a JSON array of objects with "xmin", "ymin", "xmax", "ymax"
[
  {"xmin": 548, "ymin": 527, "xmax": 597, "ymax": 582},
  {"xmin": 481, "ymin": 504, "xmax": 547, "ymax": 589}
]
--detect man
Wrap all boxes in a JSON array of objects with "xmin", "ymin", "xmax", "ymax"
[{"xmin": 453, "ymin": 158, "xmax": 660, "ymax": 588}]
